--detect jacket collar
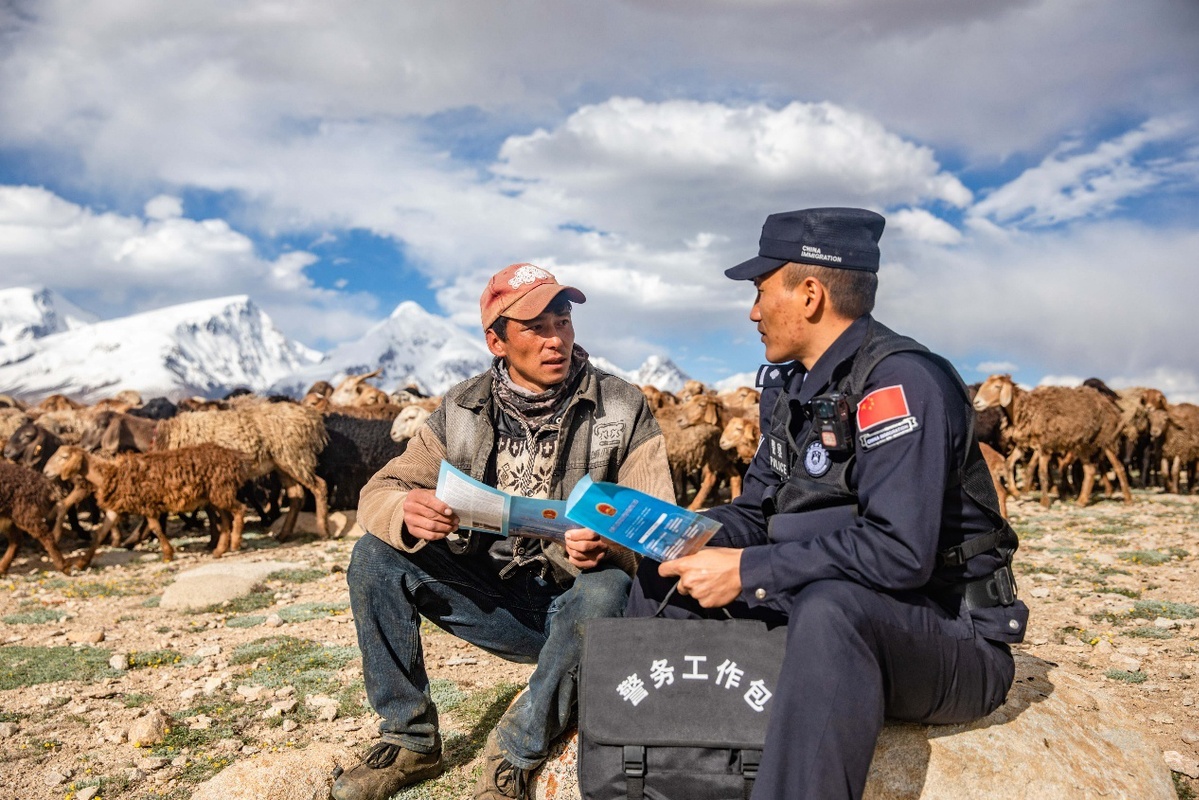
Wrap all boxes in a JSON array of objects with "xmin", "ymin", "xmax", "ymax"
[
  {"xmin": 794, "ymin": 314, "xmax": 873, "ymax": 404},
  {"xmin": 454, "ymin": 357, "xmax": 599, "ymax": 413}
]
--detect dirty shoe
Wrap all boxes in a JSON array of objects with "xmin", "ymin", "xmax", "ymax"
[
  {"xmin": 474, "ymin": 730, "xmax": 533, "ymax": 800},
  {"xmin": 331, "ymin": 739, "xmax": 443, "ymax": 800}
]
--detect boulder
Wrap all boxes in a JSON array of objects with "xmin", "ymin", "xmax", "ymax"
[
  {"xmin": 159, "ymin": 560, "xmax": 305, "ymax": 610},
  {"xmin": 128, "ymin": 708, "xmax": 173, "ymax": 748},
  {"xmin": 190, "ymin": 743, "xmax": 357, "ymax": 800},
  {"xmin": 533, "ymin": 654, "xmax": 1176, "ymax": 799}
]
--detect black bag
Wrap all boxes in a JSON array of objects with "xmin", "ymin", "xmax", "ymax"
[{"xmin": 578, "ymin": 613, "xmax": 787, "ymax": 800}]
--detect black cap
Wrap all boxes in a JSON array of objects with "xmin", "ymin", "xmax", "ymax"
[{"xmin": 726, "ymin": 207, "xmax": 886, "ymax": 280}]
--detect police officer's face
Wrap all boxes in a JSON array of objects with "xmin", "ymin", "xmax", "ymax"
[
  {"xmin": 486, "ymin": 307, "xmax": 576, "ymax": 393},
  {"xmin": 750, "ymin": 267, "xmax": 808, "ymax": 363}
]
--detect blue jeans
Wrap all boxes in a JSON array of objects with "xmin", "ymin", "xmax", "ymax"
[{"xmin": 347, "ymin": 532, "xmax": 631, "ymax": 769}]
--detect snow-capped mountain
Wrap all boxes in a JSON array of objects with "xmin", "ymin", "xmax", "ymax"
[
  {"xmin": 0, "ymin": 286, "xmax": 97, "ymax": 347},
  {"xmin": 271, "ymin": 301, "xmax": 493, "ymax": 397},
  {"xmin": 0, "ymin": 295, "xmax": 321, "ymax": 402},
  {"xmin": 590, "ymin": 354, "xmax": 692, "ymax": 393}
]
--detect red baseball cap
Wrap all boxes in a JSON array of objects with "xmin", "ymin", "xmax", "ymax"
[{"xmin": 480, "ymin": 263, "xmax": 587, "ymax": 329}]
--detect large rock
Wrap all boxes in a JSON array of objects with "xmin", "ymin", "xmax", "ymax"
[
  {"xmin": 159, "ymin": 560, "xmax": 305, "ymax": 610},
  {"xmin": 191, "ymin": 743, "xmax": 356, "ymax": 800},
  {"xmin": 533, "ymin": 654, "xmax": 1175, "ymax": 799}
]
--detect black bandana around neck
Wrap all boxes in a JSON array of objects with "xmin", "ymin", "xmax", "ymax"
[{"xmin": 492, "ymin": 343, "xmax": 589, "ymax": 433}]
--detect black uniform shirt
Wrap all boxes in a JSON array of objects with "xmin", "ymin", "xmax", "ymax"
[{"xmin": 706, "ymin": 316, "xmax": 1028, "ymax": 643}]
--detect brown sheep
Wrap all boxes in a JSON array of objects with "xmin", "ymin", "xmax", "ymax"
[
  {"xmin": 0, "ymin": 460, "xmax": 71, "ymax": 576},
  {"xmin": 329, "ymin": 369, "xmax": 392, "ymax": 407},
  {"xmin": 34, "ymin": 394, "xmax": 83, "ymax": 412},
  {"xmin": 1, "ymin": 407, "xmax": 30, "ymax": 445},
  {"xmin": 658, "ymin": 412, "xmax": 741, "ymax": 510},
  {"xmin": 640, "ymin": 385, "xmax": 678, "ymax": 413},
  {"xmin": 973, "ymin": 375, "xmax": 1132, "ymax": 509},
  {"xmin": 43, "ymin": 444, "xmax": 255, "ymax": 566},
  {"xmin": 979, "ymin": 442, "xmax": 1009, "ymax": 520},
  {"xmin": 1162, "ymin": 402, "xmax": 1199, "ymax": 494},
  {"xmin": 153, "ymin": 398, "xmax": 330, "ymax": 540},
  {"xmin": 719, "ymin": 415, "xmax": 761, "ymax": 472}
]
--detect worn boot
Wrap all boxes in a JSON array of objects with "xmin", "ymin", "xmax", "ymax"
[
  {"xmin": 474, "ymin": 730, "xmax": 534, "ymax": 800},
  {"xmin": 331, "ymin": 738, "xmax": 444, "ymax": 800}
]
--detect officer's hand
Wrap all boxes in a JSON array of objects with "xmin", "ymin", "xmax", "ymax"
[
  {"xmin": 401, "ymin": 488, "xmax": 459, "ymax": 542},
  {"xmin": 563, "ymin": 528, "xmax": 608, "ymax": 570},
  {"xmin": 658, "ymin": 548, "xmax": 743, "ymax": 608}
]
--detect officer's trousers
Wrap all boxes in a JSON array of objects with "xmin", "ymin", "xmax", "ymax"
[{"xmin": 626, "ymin": 571, "xmax": 1014, "ymax": 800}]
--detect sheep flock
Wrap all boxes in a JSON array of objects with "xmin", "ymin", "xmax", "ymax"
[{"xmin": 0, "ymin": 368, "xmax": 1196, "ymax": 576}]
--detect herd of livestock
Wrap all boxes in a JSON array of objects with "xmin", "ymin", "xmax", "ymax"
[{"xmin": 0, "ymin": 367, "xmax": 1196, "ymax": 578}]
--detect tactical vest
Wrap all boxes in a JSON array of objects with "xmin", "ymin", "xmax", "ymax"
[{"xmin": 761, "ymin": 320, "xmax": 1018, "ymax": 607}]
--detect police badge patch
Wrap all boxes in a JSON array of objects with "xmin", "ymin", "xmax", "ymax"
[{"xmin": 804, "ymin": 440, "xmax": 831, "ymax": 477}]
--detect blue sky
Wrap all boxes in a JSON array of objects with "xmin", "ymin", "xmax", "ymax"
[{"xmin": 1, "ymin": 1, "xmax": 1197, "ymax": 398}]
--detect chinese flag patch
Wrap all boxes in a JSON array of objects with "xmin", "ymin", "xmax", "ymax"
[{"xmin": 856, "ymin": 385, "xmax": 911, "ymax": 431}]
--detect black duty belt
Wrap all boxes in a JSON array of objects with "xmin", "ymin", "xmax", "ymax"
[{"xmin": 942, "ymin": 565, "xmax": 1017, "ymax": 609}]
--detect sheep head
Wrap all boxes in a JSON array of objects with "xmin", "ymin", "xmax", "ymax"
[
  {"xmin": 43, "ymin": 446, "xmax": 85, "ymax": 481},
  {"xmin": 973, "ymin": 375, "xmax": 1014, "ymax": 411},
  {"xmin": 329, "ymin": 368, "xmax": 385, "ymax": 406},
  {"xmin": 2, "ymin": 422, "xmax": 38, "ymax": 461},
  {"xmin": 391, "ymin": 405, "xmax": 431, "ymax": 443},
  {"xmin": 720, "ymin": 416, "xmax": 760, "ymax": 462},
  {"xmin": 676, "ymin": 394, "xmax": 721, "ymax": 429}
]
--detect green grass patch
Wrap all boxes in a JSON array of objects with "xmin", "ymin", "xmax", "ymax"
[
  {"xmin": 129, "ymin": 649, "xmax": 183, "ymax": 669},
  {"xmin": 269, "ymin": 568, "xmax": 326, "ymax": 584},
  {"xmin": 1094, "ymin": 586, "xmax": 1141, "ymax": 599},
  {"xmin": 143, "ymin": 701, "xmax": 246, "ymax": 776},
  {"xmin": 2, "ymin": 607, "xmax": 67, "ymax": 625},
  {"xmin": 1048, "ymin": 546, "xmax": 1083, "ymax": 555},
  {"xmin": 276, "ymin": 601, "xmax": 350, "ymax": 623},
  {"xmin": 430, "ymin": 678, "xmax": 467, "ymax": 713},
  {"xmin": 0, "ymin": 710, "xmax": 23, "ymax": 723},
  {"xmin": 1018, "ymin": 564, "xmax": 1060, "ymax": 575},
  {"xmin": 204, "ymin": 589, "xmax": 275, "ymax": 615},
  {"xmin": 394, "ymin": 681, "xmax": 525, "ymax": 800},
  {"xmin": 141, "ymin": 595, "xmax": 161, "ymax": 608},
  {"xmin": 1128, "ymin": 626, "xmax": 1174, "ymax": 640},
  {"xmin": 124, "ymin": 692, "xmax": 155, "ymax": 708},
  {"xmin": 1118, "ymin": 548, "xmax": 1188, "ymax": 566},
  {"xmin": 225, "ymin": 615, "xmax": 266, "ymax": 628},
  {"xmin": 1104, "ymin": 669, "xmax": 1147, "ymax": 683},
  {"xmin": 337, "ymin": 678, "xmax": 369, "ymax": 718},
  {"xmin": 230, "ymin": 635, "xmax": 360, "ymax": 699},
  {"xmin": 0, "ymin": 646, "xmax": 115, "ymax": 690},
  {"xmin": 1089, "ymin": 611, "xmax": 1128, "ymax": 626},
  {"xmin": 39, "ymin": 575, "xmax": 154, "ymax": 598},
  {"xmin": 1175, "ymin": 772, "xmax": 1197, "ymax": 800},
  {"xmin": 1132, "ymin": 600, "xmax": 1198, "ymax": 620}
]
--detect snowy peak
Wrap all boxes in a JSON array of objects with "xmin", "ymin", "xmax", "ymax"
[
  {"xmin": 0, "ymin": 286, "xmax": 97, "ymax": 347},
  {"xmin": 631, "ymin": 354, "xmax": 690, "ymax": 393},
  {"xmin": 271, "ymin": 300, "xmax": 492, "ymax": 397},
  {"xmin": 0, "ymin": 294, "xmax": 320, "ymax": 402}
]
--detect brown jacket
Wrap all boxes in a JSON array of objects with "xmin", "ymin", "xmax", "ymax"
[{"xmin": 358, "ymin": 362, "xmax": 673, "ymax": 577}]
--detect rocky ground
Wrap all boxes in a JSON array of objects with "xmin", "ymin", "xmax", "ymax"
[{"xmin": 1, "ymin": 490, "xmax": 1197, "ymax": 800}]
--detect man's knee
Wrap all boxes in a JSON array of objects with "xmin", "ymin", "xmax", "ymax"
[{"xmin": 559, "ymin": 566, "xmax": 632, "ymax": 620}]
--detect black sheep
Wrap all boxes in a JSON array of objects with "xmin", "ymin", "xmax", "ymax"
[{"xmin": 314, "ymin": 414, "xmax": 408, "ymax": 511}]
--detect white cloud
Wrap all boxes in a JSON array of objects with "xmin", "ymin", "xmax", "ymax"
[
  {"xmin": 888, "ymin": 208, "xmax": 962, "ymax": 245},
  {"xmin": 974, "ymin": 361, "xmax": 1019, "ymax": 375},
  {"xmin": 971, "ymin": 118, "xmax": 1194, "ymax": 226},
  {"xmin": 0, "ymin": 185, "xmax": 374, "ymax": 343},
  {"xmin": 144, "ymin": 194, "xmax": 182, "ymax": 220}
]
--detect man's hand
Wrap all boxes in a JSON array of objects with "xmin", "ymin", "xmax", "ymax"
[
  {"xmin": 658, "ymin": 548, "xmax": 743, "ymax": 608},
  {"xmin": 563, "ymin": 528, "xmax": 608, "ymax": 570},
  {"xmin": 401, "ymin": 488, "xmax": 459, "ymax": 541}
]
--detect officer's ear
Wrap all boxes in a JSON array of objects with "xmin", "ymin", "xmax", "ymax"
[{"xmin": 799, "ymin": 276, "xmax": 826, "ymax": 320}]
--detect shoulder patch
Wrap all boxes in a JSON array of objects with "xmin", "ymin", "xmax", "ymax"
[
  {"xmin": 756, "ymin": 363, "xmax": 795, "ymax": 389},
  {"xmin": 857, "ymin": 385, "xmax": 919, "ymax": 451},
  {"xmin": 856, "ymin": 385, "xmax": 911, "ymax": 431}
]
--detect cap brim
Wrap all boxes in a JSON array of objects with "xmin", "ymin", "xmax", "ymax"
[
  {"xmin": 502, "ymin": 284, "xmax": 587, "ymax": 322},
  {"xmin": 725, "ymin": 255, "xmax": 787, "ymax": 281}
]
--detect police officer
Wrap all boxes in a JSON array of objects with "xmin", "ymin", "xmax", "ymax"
[{"xmin": 626, "ymin": 207, "xmax": 1028, "ymax": 800}]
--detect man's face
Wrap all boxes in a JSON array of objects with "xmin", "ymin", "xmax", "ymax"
[
  {"xmin": 486, "ymin": 306, "xmax": 576, "ymax": 393},
  {"xmin": 750, "ymin": 267, "xmax": 807, "ymax": 364}
]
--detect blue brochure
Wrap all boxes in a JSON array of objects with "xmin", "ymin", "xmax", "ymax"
[
  {"xmin": 435, "ymin": 461, "xmax": 573, "ymax": 542},
  {"xmin": 564, "ymin": 475, "xmax": 721, "ymax": 561}
]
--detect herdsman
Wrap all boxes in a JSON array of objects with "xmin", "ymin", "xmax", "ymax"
[
  {"xmin": 626, "ymin": 208, "xmax": 1027, "ymax": 799},
  {"xmin": 334, "ymin": 263, "xmax": 673, "ymax": 800}
]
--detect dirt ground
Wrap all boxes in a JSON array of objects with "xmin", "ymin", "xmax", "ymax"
[{"xmin": 1, "ymin": 489, "xmax": 1197, "ymax": 799}]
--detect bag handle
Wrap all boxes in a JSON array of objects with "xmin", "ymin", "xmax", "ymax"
[{"xmin": 654, "ymin": 579, "xmax": 735, "ymax": 620}]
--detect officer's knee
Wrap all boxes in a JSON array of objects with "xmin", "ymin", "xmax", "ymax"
[{"xmin": 788, "ymin": 579, "xmax": 872, "ymax": 634}]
